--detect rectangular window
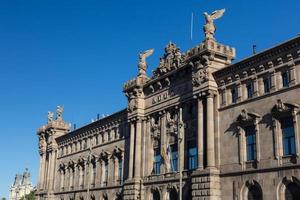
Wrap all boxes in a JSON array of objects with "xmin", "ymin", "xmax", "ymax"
[
  {"xmin": 263, "ymin": 77, "xmax": 271, "ymax": 93},
  {"xmin": 104, "ymin": 163, "xmax": 108, "ymax": 185},
  {"xmin": 231, "ymin": 88, "xmax": 238, "ymax": 103},
  {"xmin": 282, "ymin": 71, "xmax": 289, "ymax": 88},
  {"xmin": 187, "ymin": 140, "xmax": 198, "ymax": 170},
  {"xmin": 153, "ymin": 148, "xmax": 161, "ymax": 174},
  {"xmin": 247, "ymin": 82, "xmax": 254, "ymax": 98},
  {"xmin": 118, "ymin": 159, "xmax": 123, "ymax": 184},
  {"xmin": 281, "ymin": 117, "xmax": 296, "ymax": 156},
  {"xmin": 245, "ymin": 126, "xmax": 256, "ymax": 161},
  {"xmin": 170, "ymin": 144, "xmax": 178, "ymax": 172}
]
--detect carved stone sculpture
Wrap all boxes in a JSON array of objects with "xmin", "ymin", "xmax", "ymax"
[
  {"xmin": 203, "ymin": 9, "xmax": 225, "ymax": 40},
  {"xmin": 153, "ymin": 42, "xmax": 185, "ymax": 77},
  {"xmin": 48, "ymin": 111, "xmax": 54, "ymax": 123},
  {"xmin": 138, "ymin": 49, "xmax": 154, "ymax": 76},
  {"xmin": 56, "ymin": 106, "xmax": 64, "ymax": 121}
]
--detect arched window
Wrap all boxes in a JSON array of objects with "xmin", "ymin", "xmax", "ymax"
[
  {"xmin": 248, "ymin": 185, "xmax": 262, "ymax": 200},
  {"xmin": 152, "ymin": 190, "xmax": 160, "ymax": 200},
  {"xmin": 169, "ymin": 188, "xmax": 178, "ymax": 200},
  {"xmin": 285, "ymin": 182, "xmax": 300, "ymax": 200}
]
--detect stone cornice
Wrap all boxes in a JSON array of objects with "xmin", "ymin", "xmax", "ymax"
[
  {"xmin": 213, "ymin": 35, "xmax": 300, "ymax": 80},
  {"xmin": 56, "ymin": 109, "xmax": 127, "ymax": 145}
]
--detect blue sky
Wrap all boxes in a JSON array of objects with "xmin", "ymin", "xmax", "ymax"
[{"xmin": 0, "ymin": 0, "xmax": 299, "ymax": 198}]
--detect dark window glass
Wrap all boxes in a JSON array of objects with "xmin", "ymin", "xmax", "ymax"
[
  {"xmin": 285, "ymin": 182, "xmax": 300, "ymax": 200},
  {"xmin": 281, "ymin": 117, "xmax": 296, "ymax": 156},
  {"xmin": 118, "ymin": 159, "xmax": 123, "ymax": 184},
  {"xmin": 282, "ymin": 71, "xmax": 290, "ymax": 88},
  {"xmin": 247, "ymin": 83, "xmax": 254, "ymax": 98},
  {"xmin": 248, "ymin": 185, "xmax": 262, "ymax": 200},
  {"xmin": 187, "ymin": 140, "xmax": 197, "ymax": 170},
  {"xmin": 231, "ymin": 88, "xmax": 238, "ymax": 103},
  {"xmin": 263, "ymin": 77, "xmax": 271, "ymax": 93},
  {"xmin": 245, "ymin": 126, "xmax": 256, "ymax": 161},
  {"xmin": 170, "ymin": 144, "xmax": 178, "ymax": 172},
  {"xmin": 153, "ymin": 148, "xmax": 161, "ymax": 174}
]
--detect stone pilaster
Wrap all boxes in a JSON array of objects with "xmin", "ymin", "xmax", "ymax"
[
  {"xmin": 197, "ymin": 98, "xmax": 204, "ymax": 170},
  {"xmin": 134, "ymin": 118, "xmax": 142, "ymax": 178},
  {"xmin": 206, "ymin": 94, "xmax": 215, "ymax": 169},
  {"xmin": 128, "ymin": 121, "xmax": 135, "ymax": 179}
]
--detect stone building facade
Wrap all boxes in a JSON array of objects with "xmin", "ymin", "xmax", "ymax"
[
  {"xmin": 36, "ymin": 12, "xmax": 300, "ymax": 200},
  {"xmin": 10, "ymin": 169, "xmax": 34, "ymax": 200}
]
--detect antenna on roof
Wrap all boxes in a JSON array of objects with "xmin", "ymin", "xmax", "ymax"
[
  {"xmin": 97, "ymin": 113, "xmax": 100, "ymax": 120},
  {"xmin": 252, "ymin": 44, "xmax": 257, "ymax": 55},
  {"xmin": 73, "ymin": 123, "xmax": 76, "ymax": 130}
]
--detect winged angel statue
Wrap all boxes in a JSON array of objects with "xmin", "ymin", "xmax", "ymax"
[
  {"xmin": 138, "ymin": 49, "xmax": 154, "ymax": 76},
  {"xmin": 203, "ymin": 9, "xmax": 225, "ymax": 40}
]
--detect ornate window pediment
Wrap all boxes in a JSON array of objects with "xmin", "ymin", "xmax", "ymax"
[
  {"xmin": 99, "ymin": 150, "xmax": 110, "ymax": 161},
  {"xmin": 237, "ymin": 109, "xmax": 261, "ymax": 126},
  {"xmin": 271, "ymin": 99, "xmax": 299, "ymax": 118}
]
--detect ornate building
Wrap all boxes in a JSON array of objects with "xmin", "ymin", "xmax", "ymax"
[
  {"xmin": 10, "ymin": 169, "xmax": 34, "ymax": 200},
  {"xmin": 36, "ymin": 9, "xmax": 300, "ymax": 200}
]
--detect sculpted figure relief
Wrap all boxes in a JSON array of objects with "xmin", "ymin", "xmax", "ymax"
[
  {"xmin": 203, "ymin": 9, "xmax": 225, "ymax": 40},
  {"xmin": 138, "ymin": 49, "xmax": 154, "ymax": 76}
]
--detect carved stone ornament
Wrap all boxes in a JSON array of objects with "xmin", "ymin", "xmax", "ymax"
[
  {"xmin": 203, "ymin": 9, "xmax": 225, "ymax": 40},
  {"xmin": 47, "ymin": 111, "xmax": 54, "ymax": 123},
  {"xmin": 56, "ymin": 106, "xmax": 64, "ymax": 121},
  {"xmin": 191, "ymin": 56, "xmax": 210, "ymax": 87},
  {"xmin": 271, "ymin": 99, "xmax": 299, "ymax": 118},
  {"xmin": 166, "ymin": 111, "xmax": 178, "ymax": 135},
  {"xmin": 237, "ymin": 109, "xmax": 260, "ymax": 125},
  {"xmin": 138, "ymin": 49, "xmax": 154, "ymax": 76},
  {"xmin": 150, "ymin": 117, "xmax": 160, "ymax": 140},
  {"xmin": 153, "ymin": 42, "xmax": 185, "ymax": 77}
]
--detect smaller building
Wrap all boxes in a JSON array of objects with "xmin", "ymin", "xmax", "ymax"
[{"xmin": 10, "ymin": 169, "xmax": 34, "ymax": 200}]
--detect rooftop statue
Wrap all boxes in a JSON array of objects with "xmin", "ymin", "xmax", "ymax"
[
  {"xmin": 138, "ymin": 49, "xmax": 154, "ymax": 76},
  {"xmin": 47, "ymin": 111, "xmax": 54, "ymax": 123},
  {"xmin": 56, "ymin": 106, "xmax": 64, "ymax": 121},
  {"xmin": 203, "ymin": 9, "xmax": 225, "ymax": 40}
]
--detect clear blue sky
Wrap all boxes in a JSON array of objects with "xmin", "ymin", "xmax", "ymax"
[{"xmin": 0, "ymin": 0, "xmax": 299, "ymax": 198}]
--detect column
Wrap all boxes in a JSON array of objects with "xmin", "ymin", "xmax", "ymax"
[
  {"xmin": 197, "ymin": 98, "xmax": 204, "ymax": 170},
  {"xmin": 145, "ymin": 118, "xmax": 152, "ymax": 176},
  {"xmin": 270, "ymin": 70, "xmax": 276, "ymax": 92},
  {"xmin": 39, "ymin": 153, "xmax": 46, "ymax": 189},
  {"xmin": 160, "ymin": 112, "xmax": 166, "ymax": 174},
  {"xmin": 293, "ymin": 111, "xmax": 300, "ymax": 156},
  {"xmin": 49, "ymin": 150, "xmax": 57, "ymax": 190},
  {"xmin": 253, "ymin": 78, "xmax": 259, "ymax": 97},
  {"xmin": 96, "ymin": 160, "xmax": 101, "ymax": 187},
  {"xmin": 46, "ymin": 152, "xmax": 52, "ymax": 190},
  {"xmin": 134, "ymin": 118, "xmax": 142, "ymax": 178},
  {"xmin": 289, "ymin": 64, "xmax": 297, "ymax": 85},
  {"xmin": 64, "ymin": 168, "xmax": 69, "ymax": 190},
  {"xmin": 206, "ymin": 94, "xmax": 216, "ymax": 168},
  {"xmin": 128, "ymin": 121, "xmax": 135, "ymax": 179},
  {"xmin": 101, "ymin": 161, "xmax": 106, "ymax": 186},
  {"xmin": 114, "ymin": 158, "xmax": 119, "ymax": 184}
]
